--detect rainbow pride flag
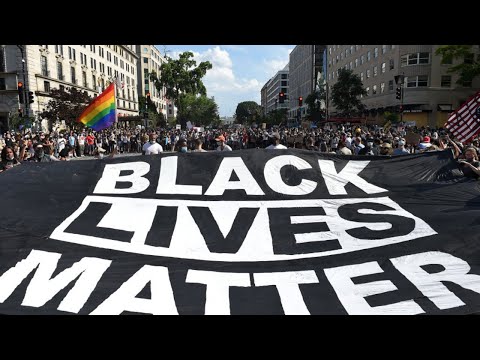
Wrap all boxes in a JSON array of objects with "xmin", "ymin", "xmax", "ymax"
[{"xmin": 78, "ymin": 83, "xmax": 116, "ymax": 131}]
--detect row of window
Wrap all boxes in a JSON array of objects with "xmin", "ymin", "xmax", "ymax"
[
  {"xmin": 328, "ymin": 45, "xmax": 395, "ymax": 58},
  {"xmin": 43, "ymin": 79, "xmax": 138, "ymax": 106},
  {"xmin": 329, "ymin": 60, "xmax": 395, "ymax": 81},
  {"xmin": 50, "ymin": 46, "xmax": 136, "ymax": 76},
  {"xmin": 41, "ymin": 55, "xmax": 135, "ymax": 88}
]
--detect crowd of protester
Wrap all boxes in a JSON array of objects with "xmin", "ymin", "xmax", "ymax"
[{"xmin": 0, "ymin": 123, "xmax": 479, "ymax": 179}]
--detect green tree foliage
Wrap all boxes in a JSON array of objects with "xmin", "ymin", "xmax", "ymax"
[
  {"xmin": 138, "ymin": 95, "xmax": 158, "ymax": 114},
  {"xmin": 39, "ymin": 87, "xmax": 93, "ymax": 129},
  {"xmin": 435, "ymin": 45, "xmax": 480, "ymax": 84},
  {"xmin": 149, "ymin": 52, "xmax": 212, "ymax": 125},
  {"xmin": 331, "ymin": 69, "xmax": 367, "ymax": 117},
  {"xmin": 8, "ymin": 111, "xmax": 31, "ymax": 131},
  {"xmin": 234, "ymin": 101, "xmax": 262, "ymax": 124},
  {"xmin": 383, "ymin": 111, "xmax": 399, "ymax": 124},
  {"xmin": 177, "ymin": 93, "xmax": 220, "ymax": 127},
  {"xmin": 306, "ymin": 83, "xmax": 327, "ymax": 121},
  {"xmin": 265, "ymin": 108, "xmax": 288, "ymax": 126}
]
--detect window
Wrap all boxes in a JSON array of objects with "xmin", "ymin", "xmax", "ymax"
[
  {"xmin": 120, "ymin": 60, "xmax": 124, "ymax": 69},
  {"xmin": 361, "ymin": 55, "xmax": 365, "ymax": 64},
  {"xmin": 441, "ymin": 75, "xmax": 451, "ymax": 87},
  {"xmin": 107, "ymin": 52, "xmax": 111, "ymax": 62},
  {"xmin": 372, "ymin": 85, "xmax": 377, "ymax": 94},
  {"xmin": 72, "ymin": 49, "xmax": 76, "ymax": 61},
  {"xmin": 367, "ymin": 51, "xmax": 371, "ymax": 61},
  {"xmin": 128, "ymin": 88, "xmax": 130, "ymax": 100},
  {"xmin": 101, "ymin": 78, "xmax": 105, "ymax": 91},
  {"xmin": 59, "ymin": 84, "xmax": 65, "ymax": 92},
  {"xmin": 355, "ymin": 58, "xmax": 358, "ymax": 67},
  {"xmin": 350, "ymin": 61, "xmax": 353, "ymax": 69},
  {"xmin": 401, "ymin": 52, "xmax": 430, "ymax": 66},
  {"xmin": 281, "ymin": 74, "xmax": 287, "ymax": 79},
  {"xmin": 123, "ymin": 100, "xmax": 125, "ymax": 108},
  {"xmin": 389, "ymin": 80, "xmax": 393, "ymax": 91},
  {"xmin": 360, "ymin": 72, "xmax": 364, "ymax": 82},
  {"xmin": 345, "ymin": 49, "xmax": 348, "ymax": 57},
  {"xmin": 41, "ymin": 56, "xmax": 48, "ymax": 76},
  {"xmin": 389, "ymin": 59, "xmax": 394, "ymax": 70},
  {"xmin": 380, "ymin": 82, "xmax": 385, "ymax": 93},
  {"xmin": 117, "ymin": 99, "xmax": 120, "ymax": 106},
  {"xmin": 406, "ymin": 75, "xmax": 428, "ymax": 87},
  {"xmin": 0, "ymin": 78, "xmax": 5, "ymax": 90},
  {"xmin": 366, "ymin": 69, "xmax": 371, "ymax": 78},
  {"xmin": 381, "ymin": 62, "xmax": 386, "ymax": 73},
  {"xmin": 68, "ymin": 47, "xmax": 72, "ymax": 59},
  {"xmin": 374, "ymin": 47, "xmax": 378, "ymax": 58},
  {"xmin": 281, "ymin": 80, "xmax": 287, "ymax": 86},
  {"xmin": 382, "ymin": 45, "xmax": 387, "ymax": 54},
  {"xmin": 57, "ymin": 62, "xmax": 63, "ymax": 80},
  {"xmin": 70, "ymin": 67, "xmax": 76, "ymax": 84},
  {"xmin": 82, "ymin": 71, "xmax": 87, "ymax": 87},
  {"xmin": 55, "ymin": 45, "xmax": 64, "ymax": 55},
  {"xmin": 44, "ymin": 81, "xmax": 50, "ymax": 92},
  {"xmin": 92, "ymin": 75, "xmax": 96, "ymax": 89},
  {"xmin": 366, "ymin": 87, "xmax": 370, "ymax": 96},
  {"xmin": 281, "ymin": 87, "xmax": 287, "ymax": 93},
  {"xmin": 373, "ymin": 66, "xmax": 378, "ymax": 77},
  {"xmin": 114, "ymin": 56, "xmax": 118, "ymax": 65},
  {"xmin": 350, "ymin": 45, "xmax": 354, "ymax": 53},
  {"xmin": 340, "ymin": 53, "xmax": 344, "ymax": 60},
  {"xmin": 356, "ymin": 45, "xmax": 359, "ymax": 51}
]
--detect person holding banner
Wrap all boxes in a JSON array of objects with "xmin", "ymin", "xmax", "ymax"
[{"xmin": 458, "ymin": 147, "xmax": 480, "ymax": 179}]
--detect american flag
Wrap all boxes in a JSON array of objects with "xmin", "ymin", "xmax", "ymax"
[{"xmin": 445, "ymin": 91, "xmax": 480, "ymax": 143}]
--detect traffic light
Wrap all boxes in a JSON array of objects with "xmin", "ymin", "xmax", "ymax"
[
  {"xmin": 396, "ymin": 86, "xmax": 401, "ymax": 100},
  {"xmin": 298, "ymin": 96, "xmax": 303, "ymax": 107},
  {"xmin": 279, "ymin": 92, "xmax": 285, "ymax": 104},
  {"xmin": 28, "ymin": 91, "xmax": 34, "ymax": 104},
  {"xmin": 17, "ymin": 82, "xmax": 24, "ymax": 104}
]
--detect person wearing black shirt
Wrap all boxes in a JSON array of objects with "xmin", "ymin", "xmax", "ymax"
[{"xmin": 459, "ymin": 147, "xmax": 480, "ymax": 179}]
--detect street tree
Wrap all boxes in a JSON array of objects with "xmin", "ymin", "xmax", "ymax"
[
  {"xmin": 39, "ymin": 87, "xmax": 93, "ymax": 130},
  {"xmin": 331, "ymin": 68, "xmax": 367, "ymax": 117},
  {"xmin": 234, "ymin": 101, "xmax": 262, "ymax": 124},
  {"xmin": 305, "ymin": 83, "xmax": 327, "ymax": 121},
  {"xmin": 149, "ymin": 51, "xmax": 212, "ymax": 127},
  {"xmin": 435, "ymin": 45, "xmax": 480, "ymax": 84},
  {"xmin": 265, "ymin": 108, "xmax": 288, "ymax": 126},
  {"xmin": 177, "ymin": 93, "xmax": 220, "ymax": 127}
]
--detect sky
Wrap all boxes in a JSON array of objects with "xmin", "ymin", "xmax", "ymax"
[{"xmin": 155, "ymin": 45, "xmax": 294, "ymax": 118}]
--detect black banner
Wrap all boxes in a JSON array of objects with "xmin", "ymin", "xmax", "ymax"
[{"xmin": 0, "ymin": 150, "xmax": 479, "ymax": 315}]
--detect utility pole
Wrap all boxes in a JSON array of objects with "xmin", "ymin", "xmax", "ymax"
[{"xmin": 17, "ymin": 45, "xmax": 29, "ymax": 118}]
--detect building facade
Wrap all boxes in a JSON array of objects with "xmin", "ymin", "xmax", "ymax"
[
  {"xmin": 136, "ymin": 45, "xmax": 168, "ymax": 117},
  {"xmin": 288, "ymin": 45, "xmax": 325, "ymax": 123},
  {"xmin": 261, "ymin": 82, "xmax": 268, "ymax": 116},
  {"xmin": 264, "ymin": 64, "xmax": 289, "ymax": 114},
  {"xmin": 326, "ymin": 45, "xmax": 480, "ymax": 127},
  {"xmin": 0, "ymin": 45, "xmax": 139, "ymax": 132}
]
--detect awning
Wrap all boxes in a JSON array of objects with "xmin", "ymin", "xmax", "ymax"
[{"xmin": 438, "ymin": 104, "xmax": 453, "ymax": 111}]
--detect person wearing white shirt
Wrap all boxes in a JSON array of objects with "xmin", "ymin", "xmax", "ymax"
[
  {"xmin": 266, "ymin": 133, "xmax": 287, "ymax": 149},
  {"xmin": 142, "ymin": 133, "xmax": 163, "ymax": 155}
]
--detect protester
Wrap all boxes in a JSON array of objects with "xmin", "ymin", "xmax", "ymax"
[
  {"xmin": 266, "ymin": 133, "xmax": 287, "ymax": 149},
  {"xmin": 458, "ymin": 147, "xmax": 480, "ymax": 179},
  {"xmin": 215, "ymin": 135, "xmax": 232, "ymax": 151},
  {"xmin": 142, "ymin": 133, "xmax": 163, "ymax": 155},
  {"xmin": 192, "ymin": 139, "xmax": 207, "ymax": 152}
]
